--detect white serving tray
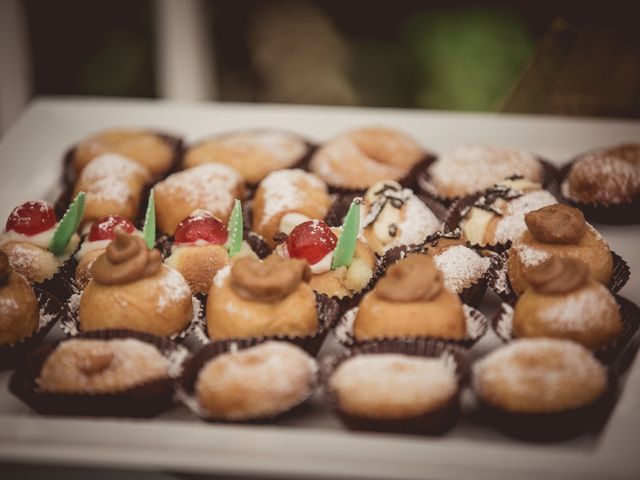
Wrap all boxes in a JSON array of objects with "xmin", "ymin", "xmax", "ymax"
[{"xmin": 0, "ymin": 98, "xmax": 639, "ymax": 479}]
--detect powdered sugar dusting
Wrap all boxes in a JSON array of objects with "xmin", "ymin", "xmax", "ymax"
[
  {"xmin": 334, "ymin": 307, "xmax": 358, "ymax": 346},
  {"xmin": 214, "ymin": 130, "xmax": 307, "ymax": 167},
  {"xmin": 156, "ymin": 266, "xmax": 192, "ymax": 312},
  {"xmin": 80, "ymin": 153, "xmax": 150, "ymax": 205},
  {"xmin": 493, "ymin": 190, "xmax": 557, "ymax": 244},
  {"xmin": 515, "ymin": 244, "xmax": 551, "ymax": 268},
  {"xmin": 395, "ymin": 195, "xmax": 441, "ymax": 247},
  {"xmin": 433, "ymin": 246, "xmax": 490, "ymax": 293}
]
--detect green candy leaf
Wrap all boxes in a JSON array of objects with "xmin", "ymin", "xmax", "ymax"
[
  {"xmin": 331, "ymin": 198, "xmax": 361, "ymax": 270},
  {"xmin": 226, "ymin": 199, "xmax": 243, "ymax": 257},
  {"xmin": 49, "ymin": 192, "xmax": 86, "ymax": 256},
  {"xmin": 142, "ymin": 189, "xmax": 156, "ymax": 249}
]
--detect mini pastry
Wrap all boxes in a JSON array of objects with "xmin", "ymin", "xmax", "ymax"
[
  {"xmin": 165, "ymin": 209, "xmax": 257, "ymax": 295},
  {"xmin": 79, "ymin": 230, "xmax": 193, "ymax": 337},
  {"xmin": 421, "ymin": 231, "xmax": 491, "ymax": 294},
  {"xmin": 562, "ymin": 144, "xmax": 640, "ymax": 206},
  {"xmin": 458, "ymin": 177, "xmax": 557, "ymax": 246},
  {"xmin": 183, "ymin": 129, "xmax": 310, "ymax": 184},
  {"xmin": 507, "ymin": 204, "xmax": 613, "ymax": 294},
  {"xmin": 473, "ymin": 338, "xmax": 608, "ymax": 414},
  {"xmin": 275, "ymin": 216, "xmax": 376, "ymax": 299},
  {"xmin": 252, "ymin": 169, "xmax": 331, "ymax": 246},
  {"xmin": 353, "ymin": 254, "xmax": 466, "ymax": 341},
  {"xmin": 75, "ymin": 215, "xmax": 139, "ymax": 289},
  {"xmin": 74, "ymin": 153, "xmax": 151, "ymax": 226},
  {"xmin": 194, "ymin": 341, "xmax": 316, "ymax": 420},
  {"xmin": 309, "ymin": 127, "xmax": 426, "ymax": 190},
  {"xmin": 328, "ymin": 354, "xmax": 458, "ymax": 423},
  {"xmin": 0, "ymin": 199, "xmax": 81, "ymax": 283},
  {"xmin": 38, "ymin": 338, "xmax": 169, "ymax": 394},
  {"xmin": 360, "ymin": 180, "xmax": 440, "ymax": 255},
  {"xmin": 0, "ymin": 252, "xmax": 40, "ymax": 345},
  {"xmin": 425, "ymin": 145, "xmax": 544, "ymax": 200},
  {"xmin": 513, "ymin": 256, "xmax": 622, "ymax": 350},
  {"xmin": 72, "ymin": 128, "xmax": 176, "ymax": 178},
  {"xmin": 206, "ymin": 255, "xmax": 318, "ymax": 339},
  {"xmin": 154, "ymin": 163, "xmax": 245, "ymax": 234}
]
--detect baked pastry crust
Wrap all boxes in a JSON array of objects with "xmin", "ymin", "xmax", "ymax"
[
  {"xmin": 165, "ymin": 244, "xmax": 230, "ymax": 295},
  {"xmin": 0, "ymin": 270, "xmax": 40, "ymax": 345},
  {"xmin": 0, "ymin": 237, "xmax": 79, "ymax": 284}
]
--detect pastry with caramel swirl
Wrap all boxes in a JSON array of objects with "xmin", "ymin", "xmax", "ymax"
[{"xmin": 353, "ymin": 254, "xmax": 466, "ymax": 341}]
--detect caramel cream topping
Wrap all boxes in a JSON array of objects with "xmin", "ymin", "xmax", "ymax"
[
  {"xmin": 526, "ymin": 256, "xmax": 589, "ymax": 294},
  {"xmin": 91, "ymin": 229, "xmax": 161, "ymax": 285},
  {"xmin": 0, "ymin": 251, "xmax": 9, "ymax": 286},
  {"xmin": 230, "ymin": 255, "xmax": 311, "ymax": 303},
  {"xmin": 524, "ymin": 204, "xmax": 587, "ymax": 244},
  {"xmin": 375, "ymin": 253, "xmax": 443, "ymax": 302}
]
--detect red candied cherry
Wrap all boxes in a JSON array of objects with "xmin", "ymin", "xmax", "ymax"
[
  {"xmin": 174, "ymin": 212, "xmax": 228, "ymax": 245},
  {"xmin": 88, "ymin": 215, "xmax": 136, "ymax": 241},
  {"xmin": 286, "ymin": 220, "xmax": 338, "ymax": 265},
  {"xmin": 5, "ymin": 200, "xmax": 57, "ymax": 236}
]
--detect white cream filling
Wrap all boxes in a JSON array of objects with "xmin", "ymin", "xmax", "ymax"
[
  {"xmin": 275, "ymin": 242, "xmax": 333, "ymax": 275},
  {"xmin": 461, "ymin": 206, "xmax": 496, "ymax": 245},
  {"xmin": 0, "ymin": 226, "xmax": 56, "ymax": 249},
  {"xmin": 279, "ymin": 212, "xmax": 311, "ymax": 235}
]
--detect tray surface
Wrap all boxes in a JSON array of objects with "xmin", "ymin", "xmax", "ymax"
[{"xmin": 0, "ymin": 97, "xmax": 639, "ymax": 479}]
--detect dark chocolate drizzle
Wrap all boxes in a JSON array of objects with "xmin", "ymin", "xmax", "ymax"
[
  {"xmin": 467, "ymin": 182, "xmax": 525, "ymax": 217},
  {"xmin": 363, "ymin": 184, "xmax": 409, "ymax": 229},
  {"xmin": 419, "ymin": 228, "xmax": 469, "ymax": 250},
  {"xmin": 273, "ymin": 232, "xmax": 288, "ymax": 245}
]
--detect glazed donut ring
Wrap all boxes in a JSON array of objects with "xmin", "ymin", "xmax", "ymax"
[{"xmin": 310, "ymin": 127, "xmax": 425, "ymax": 190}]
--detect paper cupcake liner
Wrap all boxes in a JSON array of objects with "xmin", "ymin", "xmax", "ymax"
[
  {"xmin": 334, "ymin": 303, "xmax": 489, "ymax": 350},
  {"xmin": 0, "ymin": 288, "xmax": 68, "ymax": 370},
  {"xmin": 175, "ymin": 340, "xmax": 317, "ymax": 423},
  {"xmin": 192, "ymin": 293, "xmax": 340, "ymax": 357},
  {"xmin": 559, "ymin": 162, "xmax": 640, "ymax": 225},
  {"xmin": 9, "ymin": 329, "xmax": 188, "ymax": 417},
  {"xmin": 493, "ymin": 295, "xmax": 640, "ymax": 371},
  {"xmin": 321, "ymin": 339, "xmax": 467, "ymax": 434},
  {"xmin": 488, "ymin": 249, "xmax": 630, "ymax": 302},
  {"xmin": 474, "ymin": 370, "xmax": 618, "ymax": 442},
  {"xmin": 34, "ymin": 261, "xmax": 79, "ymax": 304},
  {"xmin": 61, "ymin": 293, "xmax": 202, "ymax": 344}
]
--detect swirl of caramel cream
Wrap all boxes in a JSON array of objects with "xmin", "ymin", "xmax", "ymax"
[
  {"xmin": 375, "ymin": 253, "xmax": 443, "ymax": 302},
  {"xmin": 525, "ymin": 204, "xmax": 587, "ymax": 244},
  {"xmin": 526, "ymin": 256, "xmax": 589, "ymax": 294},
  {"xmin": 78, "ymin": 351, "xmax": 114, "ymax": 375},
  {"xmin": 0, "ymin": 251, "xmax": 10, "ymax": 286},
  {"xmin": 91, "ymin": 229, "xmax": 161, "ymax": 285},
  {"xmin": 230, "ymin": 255, "xmax": 311, "ymax": 303}
]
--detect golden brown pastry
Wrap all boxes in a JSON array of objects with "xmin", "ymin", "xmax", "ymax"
[
  {"xmin": 353, "ymin": 254, "xmax": 466, "ymax": 341},
  {"xmin": 513, "ymin": 256, "xmax": 622, "ymax": 350},
  {"xmin": 0, "ymin": 252, "xmax": 40, "ymax": 345},
  {"xmin": 473, "ymin": 338, "xmax": 608, "ymax": 414},
  {"xmin": 39, "ymin": 338, "xmax": 169, "ymax": 393},
  {"xmin": 507, "ymin": 204, "xmax": 613, "ymax": 294},
  {"xmin": 426, "ymin": 145, "xmax": 544, "ymax": 200},
  {"xmin": 74, "ymin": 153, "xmax": 151, "ymax": 226},
  {"xmin": 252, "ymin": 169, "xmax": 331, "ymax": 246},
  {"xmin": 184, "ymin": 129, "xmax": 310, "ymax": 184},
  {"xmin": 79, "ymin": 230, "xmax": 193, "ymax": 337},
  {"xmin": 194, "ymin": 341, "xmax": 316, "ymax": 420},
  {"xmin": 309, "ymin": 127, "xmax": 425, "ymax": 190},
  {"xmin": 206, "ymin": 256, "xmax": 318, "ymax": 339},
  {"xmin": 72, "ymin": 129, "xmax": 175, "ymax": 178},
  {"xmin": 154, "ymin": 163, "xmax": 245, "ymax": 234}
]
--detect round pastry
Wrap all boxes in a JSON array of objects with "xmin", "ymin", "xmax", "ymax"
[
  {"xmin": 361, "ymin": 180, "xmax": 440, "ymax": 255},
  {"xmin": 75, "ymin": 215, "xmax": 139, "ymax": 289},
  {"xmin": 74, "ymin": 153, "xmax": 151, "ymax": 226},
  {"xmin": 562, "ymin": 144, "xmax": 640, "ymax": 206},
  {"xmin": 183, "ymin": 129, "xmax": 310, "ymax": 184},
  {"xmin": 421, "ymin": 232, "xmax": 491, "ymax": 294},
  {"xmin": 426, "ymin": 145, "xmax": 544, "ymax": 200},
  {"xmin": 274, "ymin": 220, "xmax": 376, "ymax": 299},
  {"xmin": 72, "ymin": 129, "xmax": 175, "ymax": 178},
  {"xmin": 252, "ymin": 169, "xmax": 331, "ymax": 247},
  {"xmin": 194, "ymin": 341, "xmax": 316, "ymax": 420},
  {"xmin": 513, "ymin": 256, "xmax": 622, "ymax": 350},
  {"xmin": 473, "ymin": 338, "xmax": 608, "ymax": 414},
  {"xmin": 458, "ymin": 177, "xmax": 557, "ymax": 246},
  {"xmin": 206, "ymin": 255, "xmax": 318, "ymax": 340},
  {"xmin": 165, "ymin": 210, "xmax": 257, "ymax": 295},
  {"xmin": 328, "ymin": 353, "xmax": 458, "ymax": 422},
  {"xmin": 154, "ymin": 163, "xmax": 245, "ymax": 234},
  {"xmin": 38, "ymin": 338, "xmax": 169, "ymax": 394},
  {"xmin": 79, "ymin": 230, "xmax": 193, "ymax": 337},
  {"xmin": 309, "ymin": 127, "xmax": 426, "ymax": 190},
  {"xmin": 0, "ymin": 252, "xmax": 40, "ymax": 345},
  {"xmin": 0, "ymin": 200, "xmax": 80, "ymax": 283},
  {"xmin": 353, "ymin": 254, "xmax": 466, "ymax": 341},
  {"xmin": 507, "ymin": 204, "xmax": 613, "ymax": 294}
]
